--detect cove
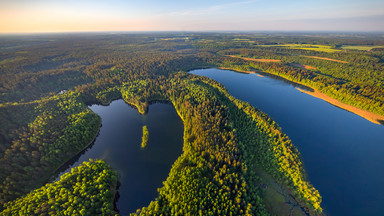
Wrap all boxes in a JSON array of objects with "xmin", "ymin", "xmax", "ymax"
[
  {"xmin": 55, "ymin": 100, "xmax": 183, "ymax": 214},
  {"xmin": 190, "ymin": 68, "xmax": 384, "ymax": 216}
]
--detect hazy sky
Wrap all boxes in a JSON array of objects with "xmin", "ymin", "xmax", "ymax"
[{"xmin": 1, "ymin": 0, "xmax": 383, "ymax": 33}]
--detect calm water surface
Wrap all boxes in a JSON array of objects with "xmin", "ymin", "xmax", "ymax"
[
  {"xmin": 56, "ymin": 100, "xmax": 183, "ymax": 215},
  {"xmin": 191, "ymin": 68, "xmax": 384, "ymax": 216}
]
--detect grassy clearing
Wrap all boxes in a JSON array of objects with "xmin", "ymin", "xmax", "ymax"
[
  {"xmin": 341, "ymin": 45, "xmax": 384, "ymax": 51},
  {"xmin": 254, "ymin": 166, "xmax": 307, "ymax": 216},
  {"xmin": 259, "ymin": 43, "xmax": 339, "ymax": 53}
]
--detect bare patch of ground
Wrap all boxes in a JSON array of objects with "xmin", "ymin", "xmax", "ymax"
[{"xmin": 289, "ymin": 63, "xmax": 317, "ymax": 70}]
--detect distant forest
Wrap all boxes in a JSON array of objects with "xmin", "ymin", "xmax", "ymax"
[{"xmin": 0, "ymin": 32, "xmax": 383, "ymax": 215}]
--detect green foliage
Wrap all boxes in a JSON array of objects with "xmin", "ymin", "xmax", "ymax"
[
  {"xmin": 0, "ymin": 92, "xmax": 101, "ymax": 206},
  {"xmin": 0, "ymin": 34, "xmax": 209, "ymax": 209},
  {"xmin": 0, "ymin": 159, "xmax": 118, "ymax": 216},
  {"xmin": 2, "ymin": 33, "xmax": 382, "ymax": 215},
  {"xmin": 196, "ymin": 76, "xmax": 322, "ymax": 213},
  {"xmin": 259, "ymin": 44, "xmax": 339, "ymax": 53},
  {"xmin": 342, "ymin": 45, "xmax": 384, "ymax": 51},
  {"xmin": 141, "ymin": 125, "xmax": 149, "ymax": 148},
  {"xmin": 211, "ymin": 49, "xmax": 384, "ymax": 116},
  {"xmin": 128, "ymin": 73, "xmax": 320, "ymax": 215},
  {"xmin": 133, "ymin": 75, "xmax": 269, "ymax": 216}
]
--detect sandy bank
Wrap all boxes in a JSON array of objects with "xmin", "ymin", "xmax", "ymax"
[
  {"xmin": 296, "ymin": 88, "xmax": 384, "ymax": 125},
  {"xmin": 217, "ymin": 67, "xmax": 383, "ymax": 125}
]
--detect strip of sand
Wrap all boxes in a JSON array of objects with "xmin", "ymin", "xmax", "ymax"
[
  {"xmin": 217, "ymin": 66, "xmax": 383, "ymax": 125},
  {"xmin": 296, "ymin": 88, "xmax": 384, "ymax": 125}
]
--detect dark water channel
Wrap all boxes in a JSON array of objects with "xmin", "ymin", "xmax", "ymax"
[
  {"xmin": 55, "ymin": 100, "xmax": 183, "ymax": 215},
  {"xmin": 191, "ymin": 68, "xmax": 384, "ymax": 216}
]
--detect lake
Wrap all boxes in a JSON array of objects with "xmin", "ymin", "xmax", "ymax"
[
  {"xmin": 55, "ymin": 100, "xmax": 184, "ymax": 214},
  {"xmin": 190, "ymin": 68, "xmax": 384, "ymax": 216}
]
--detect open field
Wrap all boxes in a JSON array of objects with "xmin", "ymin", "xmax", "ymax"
[
  {"xmin": 259, "ymin": 44, "xmax": 339, "ymax": 53},
  {"xmin": 341, "ymin": 45, "xmax": 384, "ymax": 51}
]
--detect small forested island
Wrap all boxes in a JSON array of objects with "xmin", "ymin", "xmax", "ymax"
[
  {"xmin": 141, "ymin": 125, "xmax": 149, "ymax": 148},
  {"xmin": 0, "ymin": 32, "xmax": 383, "ymax": 215}
]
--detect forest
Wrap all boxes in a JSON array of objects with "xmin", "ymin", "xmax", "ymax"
[
  {"xmin": 0, "ymin": 32, "xmax": 383, "ymax": 215},
  {"xmin": 141, "ymin": 125, "xmax": 149, "ymax": 149}
]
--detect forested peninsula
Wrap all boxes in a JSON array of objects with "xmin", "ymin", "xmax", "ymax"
[{"xmin": 1, "ymin": 32, "xmax": 383, "ymax": 215}]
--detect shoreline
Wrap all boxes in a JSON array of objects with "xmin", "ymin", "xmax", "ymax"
[
  {"xmin": 218, "ymin": 67, "xmax": 257, "ymax": 74},
  {"xmin": 296, "ymin": 88, "xmax": 384, "ymax": 125},
  {"xmin": 217, "ymin": 67, "xmax": 384, "ymax": 125},
  {"xmin": 48, "ymin": 122, "xmax": 101, "ymax": 183},
  {"xmin": 218, "ymin": 67, "xmax": 312, "ymax": 91}
]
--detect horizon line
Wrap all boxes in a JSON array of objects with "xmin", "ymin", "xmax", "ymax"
[{"xmin": 1, "ymin": 30, "xmax": 384, "ymax": 35}]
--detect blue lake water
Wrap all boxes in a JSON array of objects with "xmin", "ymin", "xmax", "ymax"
[
  {"xmin": 191, "ymin": 68, "xmax": 384, "ymax": 216},
  {"xmin": 56, "ymin": 100, "xmax": 183, "ymax": 215}
]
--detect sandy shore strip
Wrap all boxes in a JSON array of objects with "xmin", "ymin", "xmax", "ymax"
[
  {"xmin": 226, "ymin": 55, "xmax": 281, "ymax": 62},
  {"xmin": 296, "ymin": 88, "xmax": 384, "ymax": 125},
  {"xmin": 301, "ymin": 55, "xmax": 348, "ymax": 63},
  {"xmin": 217, "ymin": 67, "xmax": 383, "ymax": 125}
]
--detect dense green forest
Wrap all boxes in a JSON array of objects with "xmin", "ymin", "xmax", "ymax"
[
  {"xmin": 1, "ymin": 159, "xmax": 118, "ymax": 215},
  {"xmin": 0, "ymin": 32, "xmax": 383, "ymax": 215}
]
